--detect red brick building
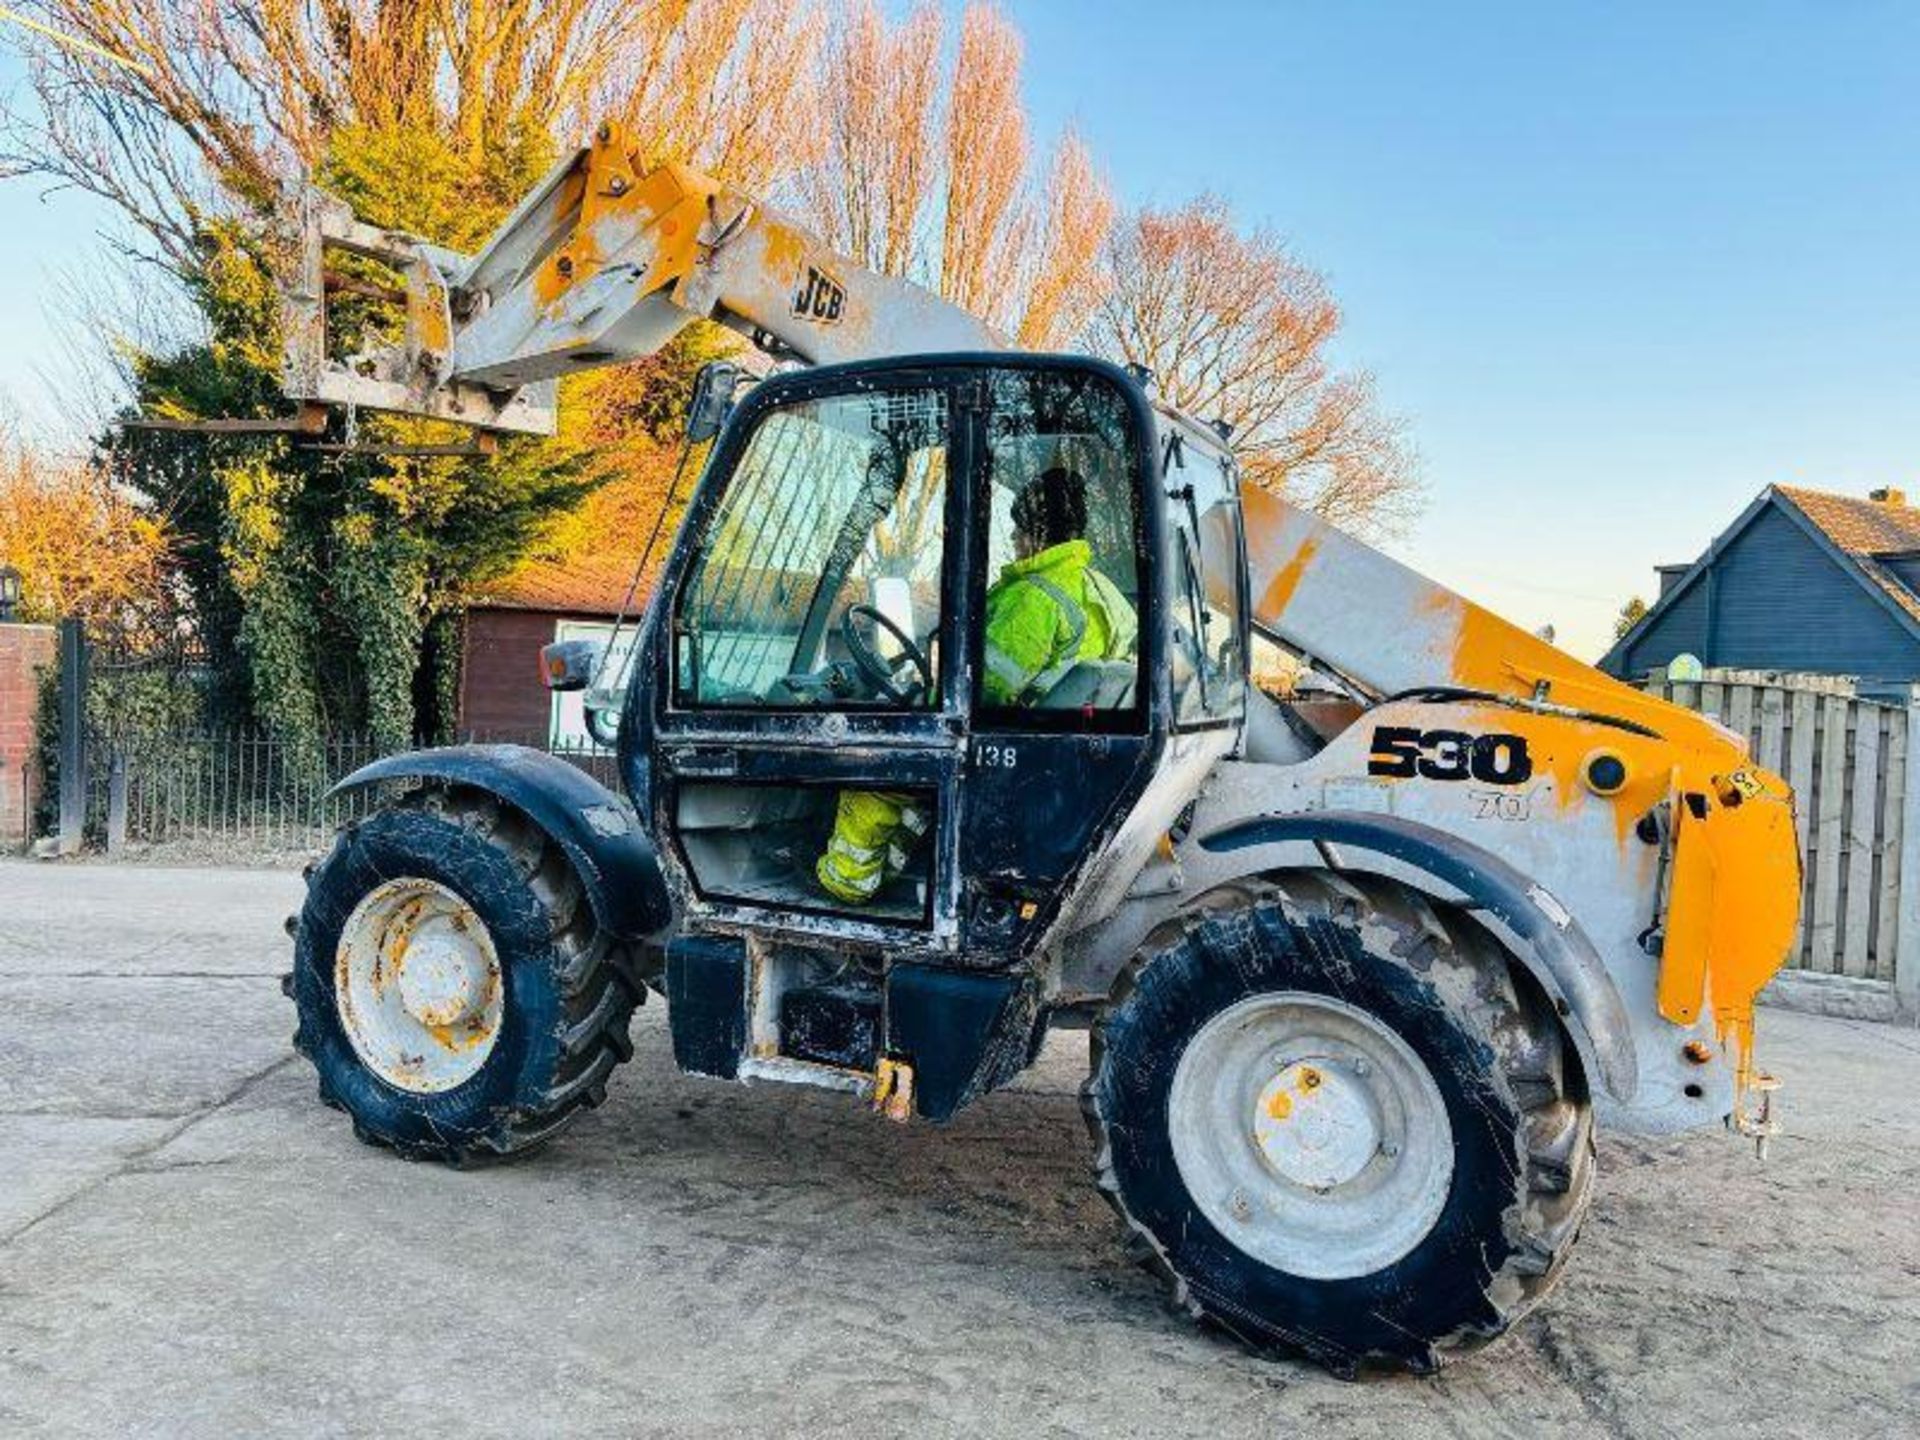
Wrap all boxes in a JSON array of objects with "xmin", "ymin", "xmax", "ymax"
[
  {"xmin": 457, "ymin": 553, "xmax": 646, "ymax": 744},
  {"xmin": 0, "ymin": 623, "xmax": 56, "ymax": 848}
]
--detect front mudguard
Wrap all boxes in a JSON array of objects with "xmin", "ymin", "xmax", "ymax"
[{"xmin": 330, "ymin": 744, "xmax": 673, "ymax": 942}]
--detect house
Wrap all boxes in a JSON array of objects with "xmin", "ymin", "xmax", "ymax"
[
  {"xmin": 1602, "ymin": 484, "xmax": 1920, "ymax": 697},
  {"xmin": 457, "ymin": 551, "xmax": 645, "ymax": 746}
]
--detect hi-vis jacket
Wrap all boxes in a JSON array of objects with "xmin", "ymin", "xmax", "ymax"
[
  {"xmin": 816, "ymin": 541, "xmax": 1138, "ymax": 904},
  {"xmin": 980, "ymin": 539, "xmax": 1138, "ymax": 706}
]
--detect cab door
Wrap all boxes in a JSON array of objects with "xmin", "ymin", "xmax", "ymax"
[
  {"xmin": 954, "ymin": 360, "xmax": 1170, "ymax": 962},
  {"xmin": 635, "ymin": 365, "xmax": 972, "ymax": 951}
]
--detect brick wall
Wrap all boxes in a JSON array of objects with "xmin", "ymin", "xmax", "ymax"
[
  {"xmin": 459, "ymin": 608, "xmax": 566, "ymax": 739},
  {"xmin": 0, "ymin": 623, "xmax": 56, "ymax": 849}
]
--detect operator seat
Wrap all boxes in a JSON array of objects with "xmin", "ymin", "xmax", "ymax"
[{"xmin": 1038, "ymin": 659, "xmax": 1137, "ymax": 710}]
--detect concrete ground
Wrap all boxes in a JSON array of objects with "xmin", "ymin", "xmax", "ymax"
[{"xmin": 2, "ymin": 861, "xmax": 1917, "ymax": 1439}]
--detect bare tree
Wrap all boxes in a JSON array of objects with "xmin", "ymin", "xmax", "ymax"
[
  {"xmin": 1092, "ymin": 197, "xmax": 1420, "ymax": 539},
  {"xmin": 937, "ymin": 3, "xmax": 1027, "ymax": 319},
  {"xmin": 1013, "ymin": 133, "xmax": 1114, "ymax": 351},
  {"xmin": 790, "ymin": 0, "xmax": 942, "ymax": 276},
  {"xmin": 792, "ymin": 0, "xmax": 1115, "ymax": 344},
  {"xmin": 589, "ymin": 0, "xmax": 826, "ymax": 192},
  {"xmin": 1, "ymin": 0, "xmax": 825, "ymax": 263}
]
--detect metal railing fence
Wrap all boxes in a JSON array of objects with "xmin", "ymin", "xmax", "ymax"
[{"xmin": 80, "ymin": 726, "xmax": 620, "ymax": 857}]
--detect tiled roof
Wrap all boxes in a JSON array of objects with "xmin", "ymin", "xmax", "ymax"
[
  {"xmin": 1775, "ymin": 486, "xmax": 1920, "ymax": 623},
  {"xmin": 473, "ymin": 553, "xmax": 653, "ymax": 616},
  {"xmin": 1776, "ymin": 486, "xmax": 1920, "ymax": 556}
]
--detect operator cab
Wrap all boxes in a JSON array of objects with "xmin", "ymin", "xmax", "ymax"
[{"xmin": 619, "ymin": 355, "xmax": 1246, "ymax": 942}]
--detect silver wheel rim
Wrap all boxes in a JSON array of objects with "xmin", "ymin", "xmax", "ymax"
[
  {"xmin": 335, "ymin": 878, "xmax": 504, "ymax": 1093},
  {"xmin": 1168, "ymin": 991, "xmax": 1454, "ymax": 1281}
]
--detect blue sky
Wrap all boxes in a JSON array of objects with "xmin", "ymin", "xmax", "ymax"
[
  {"xmin": 4, "ymin": 4, "xmax": 1917, "ymax": 657},
  {"xmin": 1003, "ymin": 1, "xmax": 1920, "ymax": 656}
]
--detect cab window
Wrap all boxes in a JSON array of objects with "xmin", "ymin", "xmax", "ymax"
[
  {"xmin": 675, "ymin": 388, "xmax": 949, "ymax": 709},
  {"xmin": 1163, "ymin": 421, "xmax": 1246, "ymax": 726},
  {"xmin": 977, "ymin": 369, "xmax": 1143, "ymax": 719}
]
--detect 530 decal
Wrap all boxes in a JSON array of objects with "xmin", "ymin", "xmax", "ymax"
[{"xmin": 1368, "ymin": 726, "xmax": 1534, "ymax": 786}]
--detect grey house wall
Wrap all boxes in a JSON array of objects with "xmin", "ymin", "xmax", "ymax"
[{"xmin": 1608, "ymin": 503, "xmax": 1920, "ymax": 681}]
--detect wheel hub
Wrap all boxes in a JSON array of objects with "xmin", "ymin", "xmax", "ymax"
[
  {"xmin": 1169, "ymin": 991, "xmax": 1455, "ymax": 1281},
  {"xmin": 1253, "ymin": 1061, "xmax": 1379, "ymax": 1189},
  {"xmin": 395, "ymin": 927, "xmax": 490, "ymax": 1028},
  {"xmin": 335, "ymin": 878, "xmax": 503, "ymax": 1093}
]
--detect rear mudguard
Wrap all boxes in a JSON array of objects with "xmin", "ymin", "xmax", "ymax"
[
  {"xmin": 1199, "ymin": 811, "xmax": 1638, "ymax": 1103},
  {"xmin": 330, "ymin": 745, "xmax": 673, "ymax": 942}
]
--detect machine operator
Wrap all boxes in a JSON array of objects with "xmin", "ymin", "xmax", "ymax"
[{"xmin": 815, "ymin": 466, "xmax": 1139, "ymax": 905}]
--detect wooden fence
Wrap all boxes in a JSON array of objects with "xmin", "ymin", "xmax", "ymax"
[{"xmin": 1642, "ymin": 668, "xmax": 1919, "ymax": 1017}]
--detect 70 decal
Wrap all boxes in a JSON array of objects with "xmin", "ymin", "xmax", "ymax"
[{"xmin": 1367, "ymin": 726, "xmax": 1534, "ymax": 786}]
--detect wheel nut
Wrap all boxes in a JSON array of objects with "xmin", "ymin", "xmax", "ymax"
[
  {"xmin": 1228, "ymin": 1190, "xmax": 1252, "ymax": 1221},
  {"xmin": 1351, "ymin": 1058, "xmax": 1371, "ymax": 1078},
  {"xmin": 1380, "ymin": 1140, "xmax": 1400, "ymax": 1158}
]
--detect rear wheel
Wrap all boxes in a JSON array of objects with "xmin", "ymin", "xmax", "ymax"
[
  {"xmin": 1085, "ymin": 872, "xmax": 1593, "ymax": 1374},
  {"xmin": 287, "ymin": 787, "xmax": 642, "ymax": 1162}
]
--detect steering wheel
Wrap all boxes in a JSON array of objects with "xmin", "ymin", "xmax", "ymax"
[{"xmin": 839, "ymin": 604, "xmax": 934, "ymax": 704}]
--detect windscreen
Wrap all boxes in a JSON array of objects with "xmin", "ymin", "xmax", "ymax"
[{"xmin": 675, "ymin": 387, "xmax": 950, "ymax": 708}]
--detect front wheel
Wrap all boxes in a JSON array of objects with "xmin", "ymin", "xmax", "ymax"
[
  {"xmin": 1085, "ymin": 873, "xmax": 1593, "ymax": 1374},
  {"xmin": 287, "ymin": 788, "xmax": 642, "ymax": 1162}
]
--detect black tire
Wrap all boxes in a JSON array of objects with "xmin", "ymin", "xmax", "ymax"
[
  {"xmin": 286, "ymin": 786, "xmax": 643, "ymax": 1163},
  {"xmin": 1084, "ymin": 871, "xmax": 1594, "ymax": 1375}
]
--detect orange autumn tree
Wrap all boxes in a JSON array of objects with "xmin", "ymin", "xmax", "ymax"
[
  {"xmin": 793, "ymin": 0, "xmax": 1115, "ymax": 349},
  {"xmin": 0, "ymin": 437, "xmax": 170, "ymax": 630}
]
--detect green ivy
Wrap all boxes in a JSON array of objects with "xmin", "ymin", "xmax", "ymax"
[
  {"xmin": 30, "ymin": 659, "xmax": 60, "ymax": 839},
  {"xmin": 109, "ymin": 122, "xmax": 624, "ymax": 753},
  {"xmin": 423, "ymin": 611, "xmax": 463, "ymax": 744}
]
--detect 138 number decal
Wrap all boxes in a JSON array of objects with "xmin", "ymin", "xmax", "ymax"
[{"xmin": 1368, "ymin": 726, "xmax": 1534, "ymax": 786}]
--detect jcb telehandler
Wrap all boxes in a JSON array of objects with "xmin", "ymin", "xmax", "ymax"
[{"xmin": 271, "ymin": 125, "xmax": 1800, "ymax": 1372}]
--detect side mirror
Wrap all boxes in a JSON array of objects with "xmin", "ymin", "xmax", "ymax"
[
  {"xmin": 685, "ymin": 359, "xmax": 743, "ymax": 443},
  {"xmin": 582, "ymin": 687, "xmax": 624, "ymax": 747},
  {"xmin": 541, "ymin": 638, "xmax": 602, "ymax": 693}
]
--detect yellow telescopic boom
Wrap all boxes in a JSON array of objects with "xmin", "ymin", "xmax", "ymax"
[{"xmin": 280, "ymin": 121, "xmax": 1001, "ymax": 435}]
